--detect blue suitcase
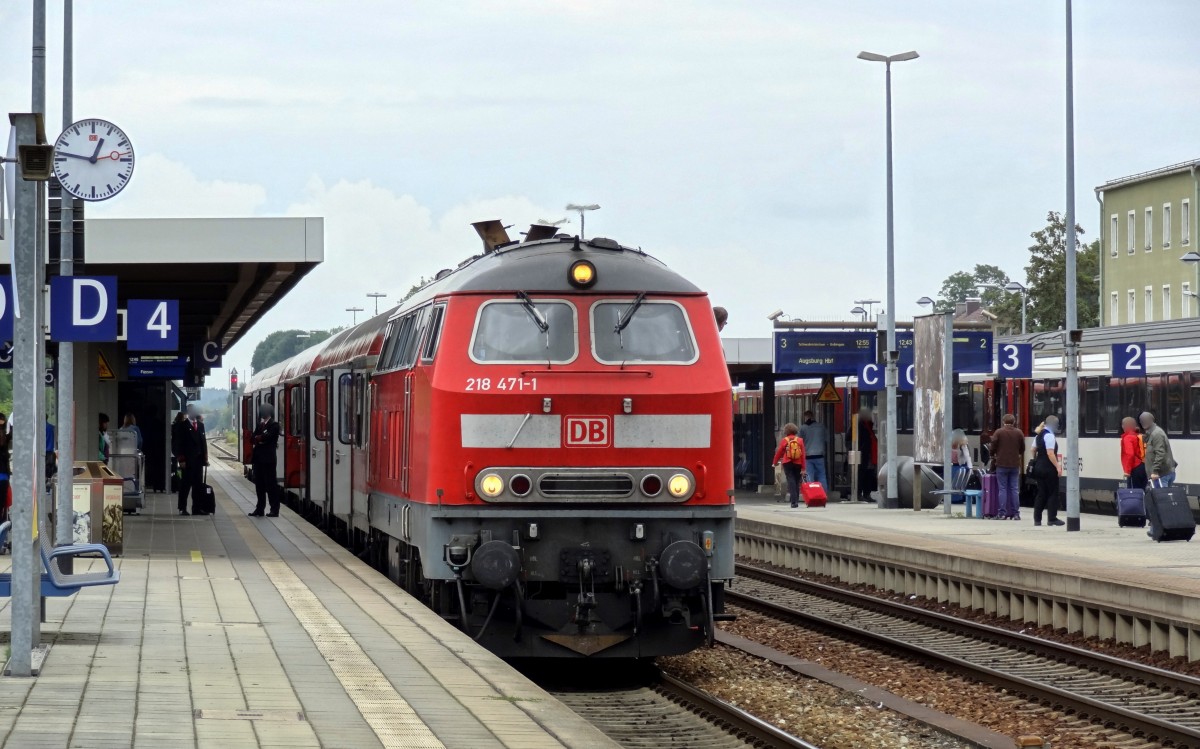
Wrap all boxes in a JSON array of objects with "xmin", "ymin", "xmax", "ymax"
[{"xmin": 1115, "ymin": 487, "xmax": 1146, "ymax": 528}]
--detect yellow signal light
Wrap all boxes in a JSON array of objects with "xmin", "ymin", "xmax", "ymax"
[
  {"xmin": 480, "ymin": 473, "xmax": 504, "ymax": 498},
  {"xmin": 569, "ymin": 261, "xmax": 596, "ymax": 288}
]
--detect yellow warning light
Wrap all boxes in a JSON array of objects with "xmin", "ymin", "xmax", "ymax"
[
  {"xmin": 667, "ymin": 473, "xmax": 692, "ymax": 498},
  {"xmin": 569, "ymin": 261, "xmax": 597, "ymax": 288},
  {"xmin": 480, "ymin": 473, "xmax": 505, "ymax": 498}
]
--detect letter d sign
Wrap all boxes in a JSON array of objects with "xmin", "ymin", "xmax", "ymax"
[{"xmin": 50, "ymin": 276, "xmax": 118, "ymax": 342}]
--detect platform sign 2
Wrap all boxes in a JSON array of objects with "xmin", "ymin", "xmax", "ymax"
[
  {"xmin": 774, "ymin": 331, "xmax": 875, "ymax": 375},
  {"xmin": 1112, "ymin": 343, "xmax": 1147, "ymax": 378},
  {"xmin": 897, "ymin": 330, "xmax": 994, "ymax": 374},
  {"xmin": 997, "ymin": 343, "xmax": 1034, "ymax": 379},
  {"xmin": 50, "ymin": 275, "xmax": 117, "ymax": 342},
  {"xmin": 126, "ymin": 299, "xmax": 179, "ymax": 351}
]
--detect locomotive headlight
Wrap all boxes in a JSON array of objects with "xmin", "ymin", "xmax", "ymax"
[
  {"xmin": 480, "ymin": 473, "xmax": 505, "ymax": 498},
  {"xmin": 667, "ymin": 473, "xmax": 692, "ymax": 498},
  {"xmin": 569, "ymin": 260, "xmax": 597, "ymax": 288}
]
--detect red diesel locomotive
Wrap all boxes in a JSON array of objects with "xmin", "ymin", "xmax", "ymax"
[{"xmin": 242, "ymin": 226, "xmax": 735, "ymax": 657}]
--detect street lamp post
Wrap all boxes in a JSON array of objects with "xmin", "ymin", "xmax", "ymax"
[
  {"xmin": 859, "ymin": 49, "xmax": 919, "ymax": 510},
  {"xmin": 346, "ymin": 306, "xmax": 364, "ymax": 325},
  {"xmin": 367, "ymin": 292, "xmax": 387, "ymax": 316},
  {"xmin": 1063, "ymin": 0, "xmax": 1081, "ymax": 532},
  {"xmin": 565, "ymin": 203, "xmax": 600, "ymax": 239},
  {"xmin": 1005, "ymin": 281, "xmax": 1029, "ymax": 334},
  {"xmin": 853, "ymin": 298, "xmax": 881, "ymax": 321},
  {"xmin": 1180, "ymin": 252, "xmax": 1200, "ymax": 316},
  {"xmin": 850, "ymin": 306, "xmax": 868, "ymax": 322}
]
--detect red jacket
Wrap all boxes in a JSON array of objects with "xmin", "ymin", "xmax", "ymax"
[
  {"xmin": 1120, "ymin": 431, "xmax": 1145, "ymax": 475},
  {"xmin": 773, "ymin": 435, "xmax": 806, "ymax": 468}
]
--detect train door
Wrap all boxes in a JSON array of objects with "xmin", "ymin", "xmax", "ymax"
[
  {"xmin": 329, "ymin": 369, "xmax": 353, "ymax": 524},
  {"xmin": 402, "ymin": 371, "xmax": 414, "ymax": 495},
  {"xmin": 284, "ymin": 383, "xmax": 308, "ymax": 495},
  {"xmin": 350, "ymin": 372, "xmax": 372, "ymax": 533},
  {"xmin": 240, "ymin": 395, "xmax": 253, "ymax": 464},
  {"xmin": 308, "ymin": 375, "xmax": 330, "ymax": 513},
  {"xmin": 270, "ymin": 386, "xmax": 284, "ymax": 469}
]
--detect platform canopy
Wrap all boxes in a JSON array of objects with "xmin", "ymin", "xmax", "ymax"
[{"xmin": 0, "ymin": 217, "xmax": 323, "ymax": 352}]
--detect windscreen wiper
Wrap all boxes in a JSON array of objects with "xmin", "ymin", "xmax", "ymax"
[
  {"xmin": 516, "ymin": 291, "xmax": 549, "ymax": 333},
  {"xmin": 614, "ymin": 292, "xmax": 647, "ymax": 334}
]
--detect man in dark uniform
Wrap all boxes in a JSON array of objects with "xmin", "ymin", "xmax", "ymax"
[
  {"xmin": 173, "ymin": 406, "xmax": 207, "ymax": 515},
  {"xmin": 249, "ymin": 404, "xmax": 282, "ymax": 517}
]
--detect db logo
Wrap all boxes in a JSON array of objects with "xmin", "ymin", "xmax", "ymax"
[{"xmin": 565, "ymin": 416, "xmax": 611, "ymax": 447}]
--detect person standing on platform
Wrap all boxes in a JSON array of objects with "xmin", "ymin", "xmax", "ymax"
[
  {"xmin": 1140, "ymin": 411, "xmax": 1177, "ymax": 487},
  {"xmin": 174, "ymin": 408, "xmax": 207, "ymax": 516},
  {"xmin": 989, "ymin": 414, "xmax": 1025, "ymax": 520},
  {"xmin": 848, "ymin": 407, "xmax": 878, "ymax": 501},
  {"xmin": 98, "ymin": 412, "xmax": 111, "ymax": 462},
  {"xmin": 799, "ymin": 410, "xmax": 828, "ymax": 494},
  {"xmin": 0, "ymin": 414, "xmax": 9, "ymax": 525},
  {"xmin": 772, "ymin": 422, "xmax": 807, "ymax": 509},
  {"xmin": 121, "ymin": 413, "xmax": 144, "ymax": 451},
  {"xmin": 249, "ymin": 404, "xmax": 282, "ymax": 517},
  {"xmin": 1120, "ymin": 416, "xmax": 1148, "ymax": 490},
  {"xmin": 713, "ymin": 306, "xmax": 728, "ymax": 332},
  {"xmin": 1032, "ymin": 415, "xmax": 1064, "ymax": 527}
]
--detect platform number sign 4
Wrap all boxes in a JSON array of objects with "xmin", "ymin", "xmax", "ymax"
[
  {"xmin": 1112, "ymin": 343, "xmax": 1147, "ymax": 378},
  {"xmin": 998, "ymin": 343, "xmax": 1033, "ymax": 379},
  {"xmin": 126, "ymin": 299, "xmax": 179, "ymax": 351}
]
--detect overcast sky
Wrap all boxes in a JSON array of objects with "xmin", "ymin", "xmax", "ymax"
[{"xmin": 3, "ymin": 1, "xmax": 1199, "ymax": 383}]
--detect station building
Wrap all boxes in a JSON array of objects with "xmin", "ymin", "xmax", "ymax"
[{"xmin": 1096, "ymin": 160, "xmax": 1200, "ymax": 325}]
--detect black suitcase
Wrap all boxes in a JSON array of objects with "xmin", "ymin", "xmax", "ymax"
[
  {"xmin": 1144, "ymin": 482, "xmax": 1194, "ymax": 542},
  {"xmin": 197, "ymin": 468, "xmax": 216, "ymax": 515}
]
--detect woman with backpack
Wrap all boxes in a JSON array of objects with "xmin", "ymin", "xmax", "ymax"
[{"xmin": 772, "ymin": 422, "xmax": 807, "ymax": 508}]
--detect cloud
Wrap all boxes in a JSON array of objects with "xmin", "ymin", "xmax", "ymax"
[{"xmin": 86, "ymin": 153, "xmax": 267, "ymax": 218}]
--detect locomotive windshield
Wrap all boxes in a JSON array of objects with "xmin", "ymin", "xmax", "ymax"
[
  {"xmin": 471, "ymin": 299, "xmax": 577, "ymax": 363},
  {"xmin": 591, "ymin": 300, "xmax": 698, "ymax": 364}
]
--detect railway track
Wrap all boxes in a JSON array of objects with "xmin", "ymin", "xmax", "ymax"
[
  {"xmin": 547, "ymin": 670, "xmax": 819, "ymax": 749},
  {"xmin": 732, "ymin": 562, "xmax": 1200, "ymax": 748}
]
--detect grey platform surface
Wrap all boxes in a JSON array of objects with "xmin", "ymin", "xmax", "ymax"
[{"xmin": 0, "ymin": 458, "xmax": 616, "ymax": 749}]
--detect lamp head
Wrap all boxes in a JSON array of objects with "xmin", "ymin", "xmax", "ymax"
[{"xmin": 916, "ymin": 296, "xmax": 934, "ymax": 307}]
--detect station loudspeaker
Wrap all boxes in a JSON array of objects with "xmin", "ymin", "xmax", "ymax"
[{"xmin": 18, "ymin": 144, "xmax": 54, "ymax": 181}]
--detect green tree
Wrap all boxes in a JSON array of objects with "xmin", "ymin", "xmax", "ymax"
[
  {"xmin": 250, "ymin": 327, "xmax": 341, "ymax": 372},
  {"xmin": 1023, "ymin": 211, "xmax": 1099, "ymax": 332},
  {"xmin": 934, "ymin": 264, "xmax": 1012, "ymax": 313},
  {"xmin": 401, "ymin": 276, "xmax": 431, "ymax": 303}
]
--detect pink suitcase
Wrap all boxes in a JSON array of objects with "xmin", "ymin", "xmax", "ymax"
[{"xmin": 980, "ymin": 473, "xmax": 999, "ymax": 518}]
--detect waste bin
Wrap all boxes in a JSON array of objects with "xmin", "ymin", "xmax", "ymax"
[{"xmin": 71, "ymin": 461, "xmax": 124, "ymax": 555}]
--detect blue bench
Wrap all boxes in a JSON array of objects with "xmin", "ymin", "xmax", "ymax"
[{"xmin": 0, "ymin": 521, "xmax": 120, "ymax": 597}]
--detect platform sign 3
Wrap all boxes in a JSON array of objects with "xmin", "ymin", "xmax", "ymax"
[
  {"xmin": 1112, "ymin": 343, "xmax": 1147, "ymax": 378},
  {"xmin": 0, "ymin": 277, "xmax": 12, "ymax": 341},
  {"xmin": 997, "ymin": 343, "xmax": 1033, "ymax": 379},
  {"xmin": 50, "ymin": 276, "xmax": 117, "ymax": 342},
  {"xmin": 196, "ymin": 340, "xmax": 222, "ymax": 369},
  {"xmin": 126, "ymin": 299, "xmax": 179, "ymax": 351}
]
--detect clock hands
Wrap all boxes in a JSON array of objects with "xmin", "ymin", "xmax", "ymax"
[
  {"xmin": 57, "ymin": 150, "xmax": 131, "ymax": 162},
  {"xmin": 90, "ymin": 137, "xmax": 105, "ymax": 163}
]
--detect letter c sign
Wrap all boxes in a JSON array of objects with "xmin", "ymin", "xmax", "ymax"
[
  {"xmin": 858, "ymin": 362, "xmax": 884, "ymax": 392},
  {"xmin": 50, "ymin": 276, "xmax": 118, "ymax": 342}
]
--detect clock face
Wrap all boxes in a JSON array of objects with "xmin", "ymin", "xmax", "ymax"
[{"xmin": 52, "ymin": 118, "xmax": 135, "ymax": 201}]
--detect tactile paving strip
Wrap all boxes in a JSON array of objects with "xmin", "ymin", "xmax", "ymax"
[{"xmin": 257, "ymin": 558, "xmax": 447, "ymax": 749}]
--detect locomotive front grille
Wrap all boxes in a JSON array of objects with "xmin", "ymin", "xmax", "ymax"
[{"xmin": 538, "ymin": 473, "xmax": 634, "ymax": 499}]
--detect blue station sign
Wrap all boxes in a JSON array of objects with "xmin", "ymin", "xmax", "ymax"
[
  {"xmin": 897, "ymin": 330, "xmax": 994, "ymax": 374},
  {"xmin": 774, "ymin": 331, "xmax": 875, "ymax": 376},
  {"xmin": 128, "ymin": 354, "xmax": 188, "ymax": 380}
]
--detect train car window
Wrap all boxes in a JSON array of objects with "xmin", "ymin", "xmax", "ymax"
[
  {"xmin": 384, "ymin": 315, "xmax": 416, "ymax": 371},
  {"xmin": 1166, "ymin": 374, "xmax": 1185, "ymax": 435},
  {"xmin": 288, "ymin": 386, "xmax": 306, "ymax": 437},
  {"xmin": 354, "ymin": 373, "xmax": 368, "ymax": 448},
  {"xmin": 897, "ymin": 390, "xmax": 914, "ymax": 432},
  {"xmin": 591, "ymin": 301, "xmax": 698, "ymax": 364},
  {"xmin": 1102, "ymin": 377, "xmax": 1122, "ymax": 434},
  {"xmin": 953, "ymin": 383, "xmax": 971, "ymax": 431},
  {"xmin": 421, "ymin": 304, "xmax": 446, "ymax": 363},
  {"xmin": 338, "ymin": 373, "xmax": 354, "ymax": 445},
  {"xmin": 400, "ymin": 306, "xmax": 431, "ymax": 370},
  {"xmin": 1189, "ymin": 374, "xmax": 1200, "ymax": 435},
  {"xmin": 1145, "ymin": 375, "xmax": 1164, "ymax": 430},
  {"xmin": 1083, "ymin": 378, "xmax": 1101, "ymax": 434},
  {"xmin": 971, "ymin": 383, "xmax": 984, "ymax": 433},
  {"xmin": 471, "ymin": 300, "xmax": 577, "ymax": 363},
  {"xmin": 376, "ymin": 321, "xmax": 397, "ymax": 373},
  {"xmin": 314, "ymin": 379, "xmax": 330, "ymax": 441},
  {"xmin": 266, "ymin": 389, "xmax": 274, "ymax": 405},
  {"xmin": 1122, "ymin": 377, "xmax": 1148, "ymax": 419}
]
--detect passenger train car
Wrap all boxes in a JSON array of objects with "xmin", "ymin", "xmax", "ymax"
[{"xmin": 242, "ymin": 227, "xmax": 734, "ymax": 658}]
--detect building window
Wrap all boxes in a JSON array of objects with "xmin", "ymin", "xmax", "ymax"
[
  {"xmin": 1145, "ymin": 207, "xmax": 1153, "ymax": 250},
  {"xmin": 1186, "ymin": 282, "xmax": 1194, "ymax": 318},
  {"xmin": 1110, "ymin": 214, "xmax": 1119, "ymax": 257},
  {"xmin": 1163, "ymin": 284, "xmax": 1172, "ymax": 320},
  {"xmin": 1128, "ymin": 289, "xmax": 1136, "ymax": 321},
  {"xmin": 1184, "ymin": 199, "xmax": 1191, "ymax": 245},
  {"xmin": 1145, "ymin": 286, "xmax": 1154, "ymax": 321},
  {"xmin": 1164, "ymin": 203, "xmax": 1173, "ymax": 248},
  {"xmin": 1110, "ymin": 291, "xmax": 1119, "ymax": 324},
  {"xmin": 1128, "ymin": 211, "xmax": 1137, "ymax": 254}
]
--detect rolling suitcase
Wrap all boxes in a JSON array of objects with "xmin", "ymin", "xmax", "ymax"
[
  {"xmin": 799, "ymin": 481, "xmax": 827, "ymax": 508},
  {"xmin": 1115, "ymin": 485, "xmax": 1147, "ymax": 528},
  {"xmin": 197, "ymin": 468, "xmax": 216, "ymax": 515},
  {"xmin": 980, "ymin": 473, "xmax": 999, "ymax": 518},
  {"xmin": 1144, "ymin": 480, "xmax": 1194, "ymax": 542}
]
